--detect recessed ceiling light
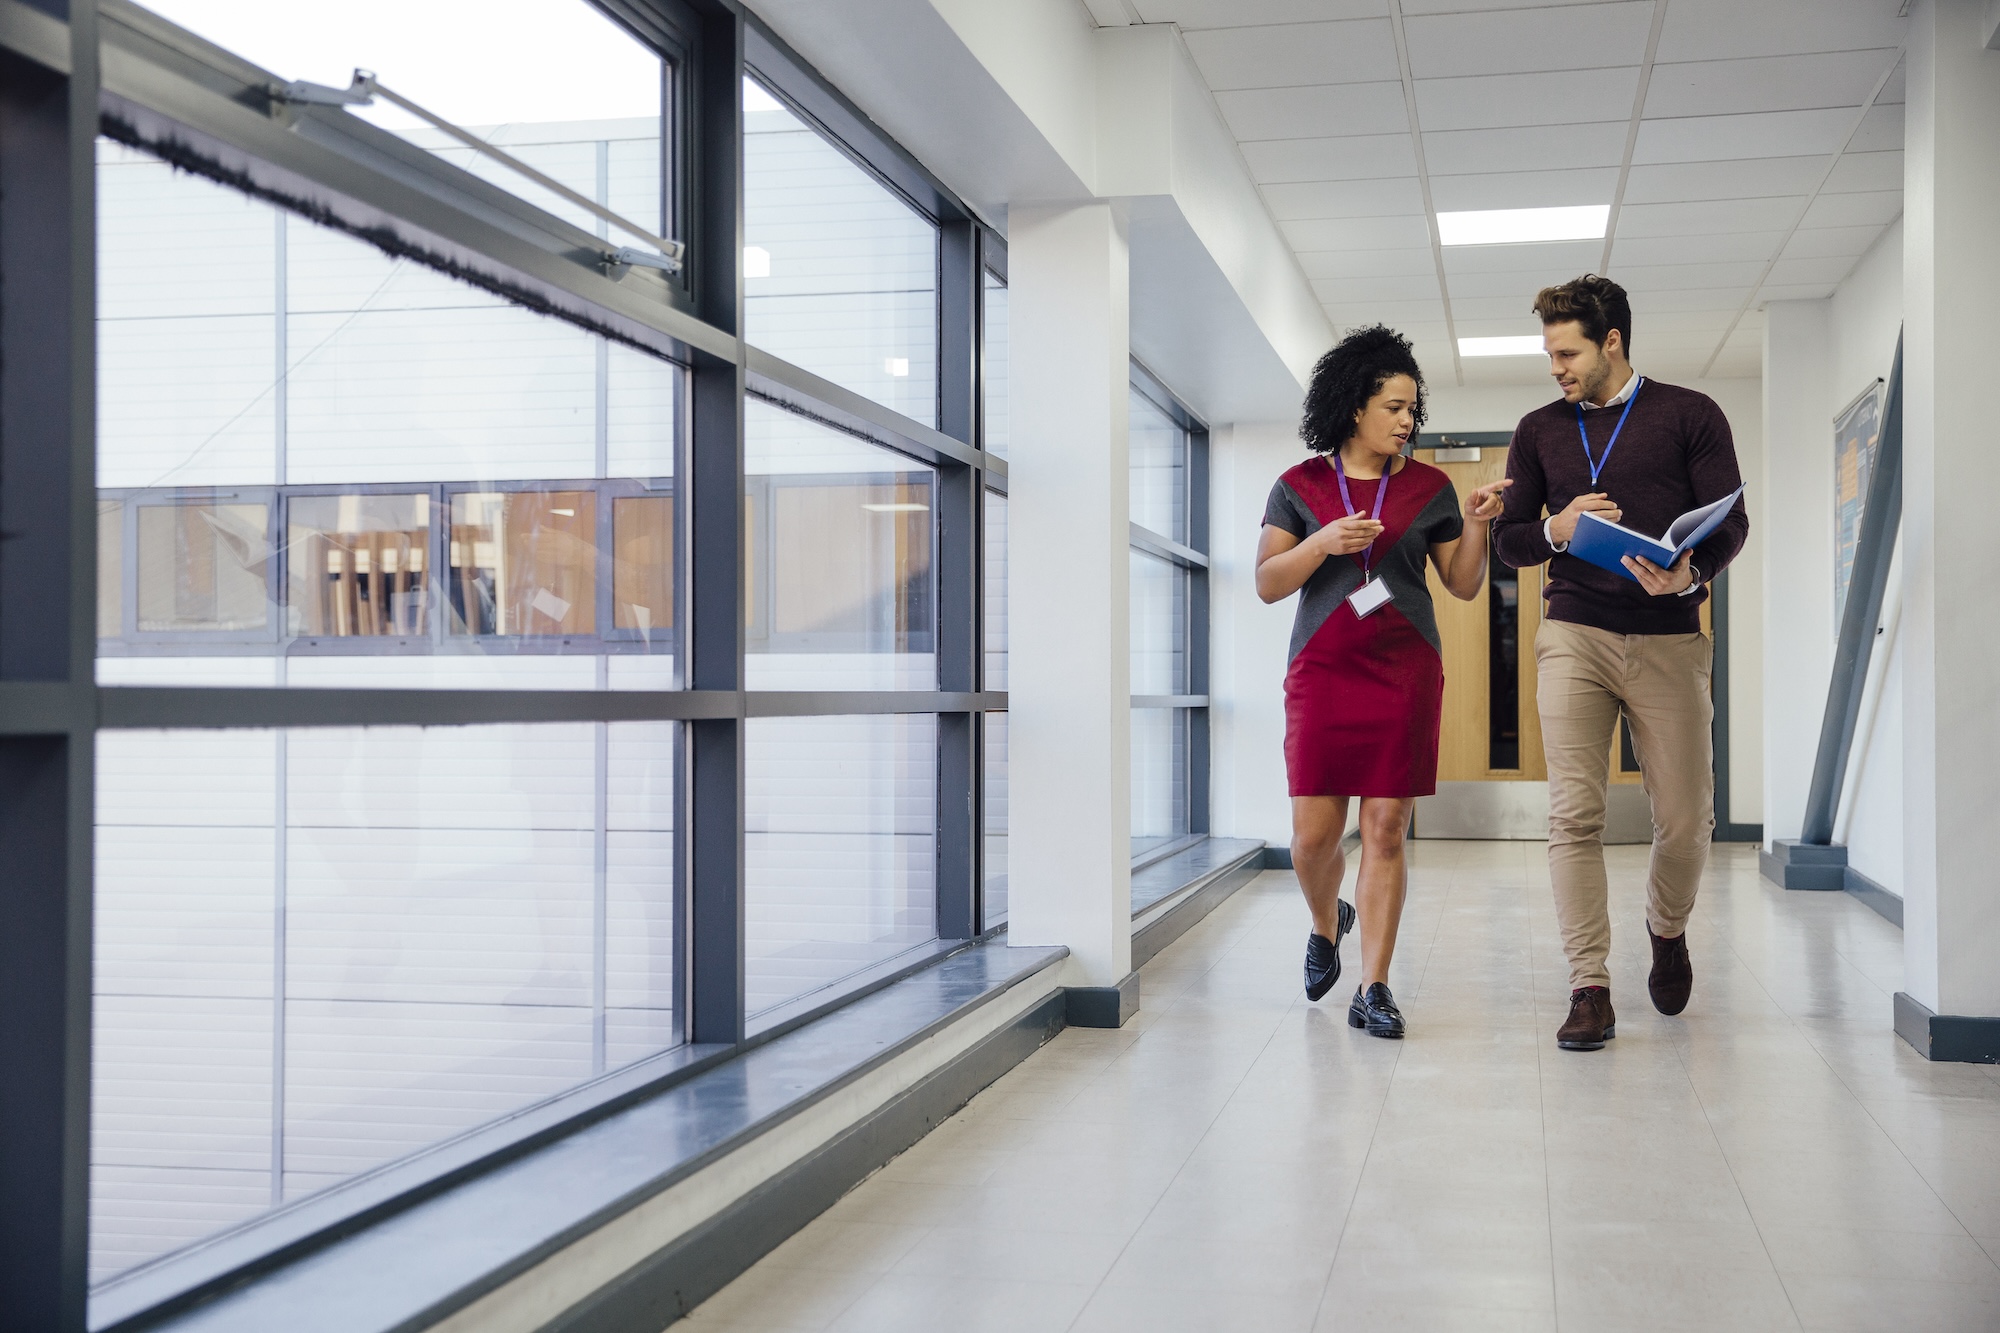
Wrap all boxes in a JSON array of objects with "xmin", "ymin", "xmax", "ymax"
[
  {"xmin": 1458, "ymin": 336, "xmax": 1547, "ymax": 358},
  {"xmin": 1437, "ymin": 205, "xmax": 1609, "ymax": 247}
]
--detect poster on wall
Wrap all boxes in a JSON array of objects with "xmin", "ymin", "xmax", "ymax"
[{"xmin": 1833, "ymin": 378, "xmax": 1884, "ymax": 628}]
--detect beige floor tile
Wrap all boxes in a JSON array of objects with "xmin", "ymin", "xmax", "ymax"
[
  {"xmin": 824, "ymin": 1274, "xmax": 1095, "ymax": 1333},
  {"xmin": 680, "ymin": 846, "xmax": 2000, "ymax": 1333},
  {"xmin": 758, "ymin": 1217, "xmax": 932, "ymax": 1275},
  {"xmin": 1067, "ymin": 1281, "xmax": 1322, "ymax": 1333},
  {"xmin": 1780, "ymin": 1273, "xmax": 2000, "ymax": 1332},
  {"xmin": 1757, "ymin": 1223, "xmax": 2000, "ymax": 1284}
]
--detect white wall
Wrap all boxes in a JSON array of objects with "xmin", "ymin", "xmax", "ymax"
[{"xmin": 1760, "ymin": 218, "xmax": 1903, "ymax": 889}]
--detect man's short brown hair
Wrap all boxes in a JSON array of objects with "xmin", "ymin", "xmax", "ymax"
[{"xmin": 1533, "ymin": 274, "xmax": 1633, "ymax": 355}]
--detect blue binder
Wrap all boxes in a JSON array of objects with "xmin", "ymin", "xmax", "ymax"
[{"xmin": 1567, "ymin": 486, "xmax": 1745, "ymax": 583}]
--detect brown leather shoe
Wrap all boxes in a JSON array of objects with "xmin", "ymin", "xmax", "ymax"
[
  {"xmin": 1557, "ymin": 986, "xmax": 1615, "ymax": 1050},
  {"xmin": 1648, "ymin": 925, "xmax": 1692, "ymax": 1016}
]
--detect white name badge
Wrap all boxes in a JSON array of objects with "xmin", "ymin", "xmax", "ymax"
[{"xmin": 1347, "ymin": 577, "xmax": 1393, "ymax": 619}]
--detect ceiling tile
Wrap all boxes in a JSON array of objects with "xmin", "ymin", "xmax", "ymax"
[
  {"xmin": 1182, "ymin": 19, "xmax": 1397, "ymax": 91},
  {"xmin": 1824, "ymin": 150, "xmax": 1902, "ymax": 194},
  {"xmin": 1314, "ymin": 294, "xmax": 1447, "ymax": 326},
  {"xmin": 1780, "ymin": 224, "xmax": 1886, "ymax": 260},
  {"xmin": 1757, "ymin": 281, "xmax": 1841, "ymax": 302},
  {"xmin": 1622, "ymin": 156, "xmax": 1826, "ymax": 204},
  {"xmin": 1413, "ymin": 67, "xmax": 1638, "ymax": 132},
  {"xmin": 1282, "ymin": 215, "xmax": 1434, "ymax": 251},
  {"xmin": 1402, "ymin": 0, "xmax": 1615, "ymax": 14},
  {"xmin": 1403, "ymin": 2, "xmax": 1653, "ymax": 78},
  {"xmin": 1634, "ymin": 108, "xmax": 1856, "ymax": 164},
  {"xmin": 1656, "ymin": 0, "xmax": 1906, "ymax": 62},
  {"xmin": 1312, "ymin": 274, "xmax": 1448, "ymax": 305},
  {"xmin": 1610, "ymin": 232, "xmax": 1786, "ymax": 267},
  {"xmin": 1879, "ymin": 58, "xmax": 1906, "ymax": 106},
  {"xmin": 1644, "ymin": 49, "xmax": 1899, "ymax": 119},
  {"xmin": 1297, "ymin": 246, "xmax": 1439, "ymax": 279},
  {"xmin": 1215, "ymin": 82, "xmax": 1409, "ymax": 141},
  {"xmin": 1424, "ymin": 120, "xmax": 1627, "ymax": 175},
  {"xmin": 1631, "ymin": 308, "xmax": 1740, "ymax": 334},
  {"xmin": 1800, "ymin": 190, "xmax": 1901, "ymax": 228},
  {"xmin": 1848, "ymin": 103, "xmax": 1903, "ymax": 154},
  {"xmin": 1130, "ymin": 0, "xmax": 1387, "ymax": 27},
  {"xmin": 1428, "ymin": 166, "xmax": 1620, "ymax": 211},
  {"xmin": 1767, "ymin": 255, "xmax": 1860, "ymax": 288},
  {"xmin": 1614, "ymin": 197, "xmax": 1805, "ymax": 237},
  {"xmin": 1449, "ymin": 294, "xmax": 1547, "ymax": 321},
  {"xmin": 1442, "ymin": 238, "xmax": 1602, "ymax": 275},
  {"xmin": 1627, "ymin": 286, "xmax": 1752, "ymax": 313},
  {"xmin": 1447, "ymin": 266, "xmax": 1587, "ymax": 299},
  {"xmin": 1452, "ymin": 314, "xmax": 1545, "ymax": 337},
  {"xmin": 1614, "ymin": 260, "xmax": 1769, "ymax": 291},
  {"xmin": 1241, "ymin": 133, "xmax": 1419, "ymax": 183},
  {"xmin": 1261, "ymin": 177, "xmax": 1427, "ymax": 220}
]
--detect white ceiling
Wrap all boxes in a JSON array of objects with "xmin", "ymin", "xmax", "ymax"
[{"xmin": 1103, "ymin": 0, "xmax": 1907, "ymax": 386}]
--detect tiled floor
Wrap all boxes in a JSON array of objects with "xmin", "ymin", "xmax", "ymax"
[{"xmin": 682, "ymin": 842, "xmax": 2000, "ymax": 1332}]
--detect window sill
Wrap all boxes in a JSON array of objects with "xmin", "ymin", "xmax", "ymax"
[{"xmin": 95, "ymin": 940, "xmax": 1068, "ymax": 1333}]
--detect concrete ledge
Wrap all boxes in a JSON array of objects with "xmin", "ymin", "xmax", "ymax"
[
  {"xmin": 135, "ymin": 943, "xmax": 1069, "ymax": 1333},
  {"xmin": 1894, "ymin": 992, "xmax": 2000, "ymax": 1064},
  {"xmin": 541, "ymin": 990, "xmax": 1069, "ymax": 1332},
  {"xmin": 1132, "ymin": 844, "xmax": 1264, "ymax": 968},
  {"xmin": 1066, "ymin": 972, "xmax": 1139, "ymax": 1029},
  {"xmin": 1760, "ymin": 838, "xmax": 1848, "ymax": 890}
]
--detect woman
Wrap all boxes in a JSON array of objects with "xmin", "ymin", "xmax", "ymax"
[{"xmin": 1256, "ymin": 326, "xmax": 1508, "ymax": 1037}]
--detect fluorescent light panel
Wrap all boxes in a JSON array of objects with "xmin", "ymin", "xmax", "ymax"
[
  {"xmin": 1437, "ymin": 204, "xmax": 1608, "ymax": 247},
  {"xmin": 1459, "ymin": 335, "xmax": 1547, "ymax": 358}
]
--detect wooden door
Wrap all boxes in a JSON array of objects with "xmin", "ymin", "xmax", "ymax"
[{"xmin": 1423, "ymin": 449, "xmax": 1545, "ymax": 782}]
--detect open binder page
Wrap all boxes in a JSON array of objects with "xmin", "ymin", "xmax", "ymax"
[{"xmin": 1664, "ymin": 485, "xmax": 1746, "ymax": 552}]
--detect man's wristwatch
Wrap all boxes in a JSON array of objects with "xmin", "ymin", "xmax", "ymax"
[{"xmin": 1676, "ymin": 562, "xmax": 1702, "ymax": 595}]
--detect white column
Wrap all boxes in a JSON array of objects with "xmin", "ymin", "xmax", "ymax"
[
  {"xmin": 1759, "ymin": 300, "xmax": 1835, "ymax": 847},
  {"xmin": 1903, "ymin": 0, "xmax": 2000, "ymax": 1021},
  {"xmin": 1006, "ymin": 202, "xmax": 1133, "ymax": 990}
]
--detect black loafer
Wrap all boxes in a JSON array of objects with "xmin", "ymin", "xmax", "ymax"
[
  {"xmin": 1348, "ymin": 982, "xmax": 1405, "ymax": 1038},
  {"xmin": 1304, "ymin": 898, "xmax": 1356, "ymax": 1001}
]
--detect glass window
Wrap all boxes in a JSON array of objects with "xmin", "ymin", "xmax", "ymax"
[
  {"xmin": 1129, "ymin": 387, "xmax": 1186, "ymax": 543},
  {"xmin": 1132, "ymin": 708, "xmax": 1190, "ymax": 858},
  {"xmin": 135, "ymin": 500, "xmax": 273, "ymax": 634},
  {"xmin": 984, "ymin": 490, "xmax": 1007, "ymax": 691},
  {"xmin": 744, "ymin": 714, "xmax": 936, "ymax": 1018},
  {"xmin": 287, "ymin": 494, "xmax": 431, "ymax": 639},
  {"xmin": 982, "ymin": 270, "xmax": 1008, "ymax": 457},
  {"xmin": 134, "ymin": 1, "xmax": 668, "ymax": 246},
  {"xmin": 90, "ymin": 721, "xmax": 676, "ymax": 1283},
  {"xmin": 1130, "ymin": 550, "xmax": 1186, "ymax": 697},
  {"xmin": 745, "ymin": 399, "xmax": 936, "ymax": 689},
  {"xmin": 447, "ymin": 491, "xmax": 597, "ymax": 637},
  {"xmin": 97, "ymin": 142, "xmax": 681, "ymax": 686},
  {"xmin": 983, "ymin": 712, "xmax": 1008, "ymax": 928},
  {"xmin": 743, "ymin": 78, "xmax": 938, "ymax": 427}
]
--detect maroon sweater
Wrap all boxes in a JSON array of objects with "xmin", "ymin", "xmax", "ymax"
[{"xmin": 1492, "ymin": 378, "xmax": 1748, "ymax": 636}]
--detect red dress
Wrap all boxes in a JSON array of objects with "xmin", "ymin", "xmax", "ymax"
[{"xmin": 1264, "ymin": 456, "xmax": 1463, "ymax": 798}]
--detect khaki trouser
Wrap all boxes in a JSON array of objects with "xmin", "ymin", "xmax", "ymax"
[{"xmin": 1535, "ymin": 619, "xmax": 1715, "ymax": 990}]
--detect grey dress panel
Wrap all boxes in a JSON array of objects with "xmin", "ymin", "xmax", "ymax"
[{"xmin": 1264, "ymin": 465, "xmax": 1465, "ymax": 663}]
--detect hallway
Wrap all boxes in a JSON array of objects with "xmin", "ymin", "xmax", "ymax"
[{"xmin": 685, "ymin": 842, "xmax": 2000, "ymax": 1333}]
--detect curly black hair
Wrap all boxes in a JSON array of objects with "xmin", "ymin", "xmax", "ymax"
[{"xmin": 1299, "ymin": 325, "xmax": 1427, "ymax": 455}]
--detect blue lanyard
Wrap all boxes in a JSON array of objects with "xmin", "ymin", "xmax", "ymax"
[
  {"xmin": 1577, "ymin": 377, "xmax": 1642, "ymax": 487},
  {"xmin": 1333, "ymin": 453, "xmax": 1390, "ymax": 576}
]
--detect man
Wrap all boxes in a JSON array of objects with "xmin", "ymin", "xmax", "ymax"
[{"xmin": 1492, "ymin": 274, "xmax": 1748, "ymax": 1052}]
